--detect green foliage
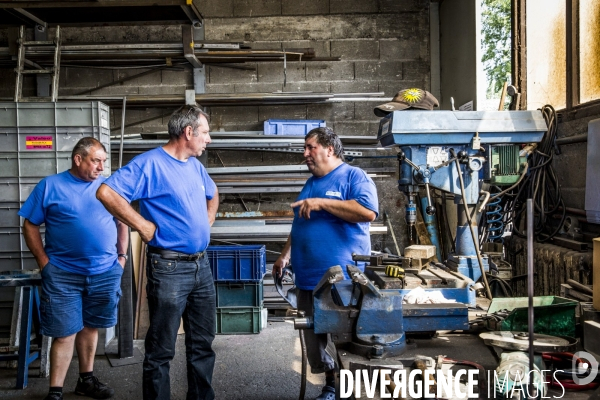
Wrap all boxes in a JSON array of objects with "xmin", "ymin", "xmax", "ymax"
[{"xmin": 481, "ymin": 0, "xmax": 512, "ymax": 98}]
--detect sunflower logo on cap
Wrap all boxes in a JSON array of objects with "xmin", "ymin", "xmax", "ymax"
[
  {"xmin": 373, "ymin": 87, "xmax": 439, "ymax": 117},
  {"xmin": 401, "ymin": 88, "xmax": 424, "ymax": 104}
]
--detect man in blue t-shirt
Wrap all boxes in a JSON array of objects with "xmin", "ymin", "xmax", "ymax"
[
  {"xmin": 96, "ymin": 104, "xmax": 219, "ymax": 400},
  {"xmin": 19, "ymin": 137, "xmax": 128, "ymax": 400},
  {"xmin": 273, "ymin": 127, "xmax": 379, "ymax": 400}
]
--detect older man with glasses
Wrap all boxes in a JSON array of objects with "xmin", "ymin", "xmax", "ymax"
[{"xmin": 96, "ymin": 104, "xmax": 219, "ymax": 400}]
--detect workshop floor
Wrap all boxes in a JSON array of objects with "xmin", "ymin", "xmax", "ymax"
[{"xmin": 0, "ymin": 320, "xmax": 596, "ymax": 400}]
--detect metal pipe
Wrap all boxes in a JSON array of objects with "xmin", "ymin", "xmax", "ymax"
[
  {"xmin": 118, "ymin": 97, "xmax": 127, "ymax": 169},
  {"xmin": 450, "ymin": 150, "xmax": 493, "ymax": 300},
  {"xmin": 555, "ymin": 133, "xmax": 587, "ymax": 145},
  {"xmin": 527, "ymin": 198, "xmax": 535, "ymax": 399}
]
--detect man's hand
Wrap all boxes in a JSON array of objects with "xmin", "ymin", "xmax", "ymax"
[
  {"xmin": 38, "ymin": 256, "xmax": 50, "ymax": 271},
  {"xmin": 272, "ymin": 255, "xmax": 289, "ymax": 278},
  {"xmin": 118, "ymin": 256, "xmax": 126, "ymax": 269},
  {"xmin": 291, "ymin": 198, "xmax": 323, "ymax": 219},
  {"xmin": 139, "ymin": 220, "xmax": 157, "ymax": 243}
]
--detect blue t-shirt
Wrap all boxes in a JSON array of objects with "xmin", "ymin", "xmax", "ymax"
[
  {"xmin": 291, "ymin": 163, "xmax": 379, "ymax": 290},
  {"xmin": 18, "ymin": 171, "xmax": 119, "ymax": 276},
  {"xmin": 103, "ymin": 147, "xmax": 216, "ymax": 254}
]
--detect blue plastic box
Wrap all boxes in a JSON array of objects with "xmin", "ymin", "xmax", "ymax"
[
  {"xmin": 264, "ymin": 119, "xmax": 326, "ymax": 136},
  {"xmin": 207, "ymin": 245, "xmax": 266, "ymax": 282}
]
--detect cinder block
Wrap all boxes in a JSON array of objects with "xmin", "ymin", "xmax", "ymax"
[
  {"xmin": 404, "ymin": 245, "xmax": 436, "ymax": 259},
  {"xmin": 379, "ymin": 39, "xmax": 421, "ymax": 61},
  {"xmin": 138, "ymin": 85, "xmax": 189, "ymax": 95},
  {"xmin": 331, "ymin": 40, "xmax": 379, "ymax": 60},
  {"xmin": 380, "ymin": 0, "xmax": 429, "ymax": 13},
  {"xmin": 330, "ymin": 81, "xmax": 379, "ymax": 94},
  {"xmin": 95, "ymin": 86, "xmax": 140, "ymax": 96},
  {"xmin": 376, "ymin": 14, "xmax": 425, "ymax": 39},
  {"xmin": 113, "ymin": 68, "xmax": 162, "ymax": 87},
  {"xmin": 282, "ymin": 0, "xmax": 329, "ymax": 15},
  {"xmin": 402, "ymin": 61, "xmax": 430, "ymax": 81},
  {"xmin": 330, "ymin": 16, "xmax": 377, "ymax": 40},
  {"xmin": 234, "ymin": 0, "xmax": 281, "ymax": 17},
  {"xmin": 62, "ymin": 25, "xmax": 181, "ymax": 43},
  {"xmin": 307, "ymin": 103, "xmax": 354, "ymax": 121},
  {"xmin": 258, "ymin": 105, "xmax": 308, "ymax": 121},
  {"xmin": 368, "ymin": 121, "xmax": 384, "ymax": 137},
  {"xmin": 202, "ymin": 0, "xmax": 234, "ymax": 17},
  {"xmin": 63, "ymin": 67, "xmax": 113, "ymax": 88},
  {"xmin": 162, "ymin": 69, "xmax": 193, "ymax": 86},
  {"xmin": 209, "ymin": 121, "xmax": 264, "ymax": 132},
  {"xmin": 330, "ymin": 0, "xmax": 378, "ymax": 14},
  {"xmin": 234, "ymin": 82, "xmax": 284, "ymax": 93},
  {"xmin": 258, "ymin": 62, "xmax": 306, "ymax": 82},
  {"xmin": 209, "ymin": 106, "xmax": 260, "ymax": 126},
  {"xmin": 355, "ymin": 102, "xmax": 384, "ymax": 121},
  {"xmin": 209, "ymin": 64, "xmax": 258, "ymax": 84},
  {"xmin": 306, "ymin": 62, "xmax": 354, "ymax": 82},
  {"xmin": 250, "ymin": 39, "xmax": 330, "ymax": 56},
  {"xmin": 205, "ymin": 83, "xmax": 236, "ymax": 94},
  {"xmin": 355, "ymin": 61, "xmax": 403, "ymax": 81},
  {"xmin": 330, "ymin": 121, "xmax": 369, "ymax": 136},
  {"xmin": 283, "ymin": 81, "xmax": 329, "ymax": 93},
  {"xmin": 206, "ymin": 16, "xmax": 332, "ymax": 42}
]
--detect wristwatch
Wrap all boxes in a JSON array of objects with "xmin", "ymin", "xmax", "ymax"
[{"xmin": 118, "ymin": 253, "xmax": 128, "ymax": 261}]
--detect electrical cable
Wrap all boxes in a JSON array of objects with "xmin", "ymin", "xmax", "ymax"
[{"xmin": 508, "ymin": 104, "xmax": 565, "ymax": 242}]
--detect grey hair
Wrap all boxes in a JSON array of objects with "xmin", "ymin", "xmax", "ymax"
[
  {"xmin": 168, "ymin": 104, "xmax": 210, "ymax": 138},
  {"xmin": 71, "ymin": 137, "xmax": 106, "ymax": 160},
  {"xmin": 305, "ymin": 127, "xmax": 344, "ymax": 160}
]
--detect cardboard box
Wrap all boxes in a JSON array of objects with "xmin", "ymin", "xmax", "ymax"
[{"xmin": 593, "ymin": 238, "xmax": 600, "ymax": 310}]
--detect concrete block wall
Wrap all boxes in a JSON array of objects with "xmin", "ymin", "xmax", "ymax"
[{"xmin": 0, "ymin": 0, "xmax": 434, "ymax": 254}]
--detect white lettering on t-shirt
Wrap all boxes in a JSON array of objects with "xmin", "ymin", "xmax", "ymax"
[{"xmin": 326, "ymin": 190, "xmax": 342, "ymax": 198}]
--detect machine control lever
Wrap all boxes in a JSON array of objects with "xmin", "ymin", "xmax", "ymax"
[{"xmin": 424, "ymin": 183, "xmax": 436, "ymax": 215}]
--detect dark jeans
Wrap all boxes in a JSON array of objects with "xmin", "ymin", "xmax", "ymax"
[{"xmin": 143, "ymin": 252, "xmax": 216, "ymax": 400}]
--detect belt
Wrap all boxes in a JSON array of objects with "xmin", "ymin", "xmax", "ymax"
[{"xmin": 147, "ymin": 245, "xmax": 206, "ymax": 261}]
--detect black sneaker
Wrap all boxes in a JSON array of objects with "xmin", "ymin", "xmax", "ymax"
[
  {"xmin": 44, "ymin": 392, "xmax": 63, "ymax": 400},
  {"xmin": 74, "ymin": 376, "xmax": 115, "ymax": 399}
]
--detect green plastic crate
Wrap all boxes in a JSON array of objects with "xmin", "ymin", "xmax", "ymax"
[
  {"xmin": 487, "ymin": 296, "xmax": 577, "ymax": 337},
  {"xmin": 215, "ymin": 282, "xmax": 263, "ymax": 308},
  {"xmin": 216, "ymin": 307, "xmax": 263, "ymax": 335}
]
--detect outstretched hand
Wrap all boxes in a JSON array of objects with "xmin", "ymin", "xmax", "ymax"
[{"xmin": 291, "ymin": 198, "xmax": 323, "ymax": 219}]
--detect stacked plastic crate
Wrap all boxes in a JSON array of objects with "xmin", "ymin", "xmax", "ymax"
[{"xmin": 207, "ymin": 245, "xmax": 267, "ymax": 334}]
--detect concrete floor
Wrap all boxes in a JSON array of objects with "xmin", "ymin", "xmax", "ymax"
[
  {"xmin": 0, "ymin": 320, "xmax": 596, "ymax": 399},
  {"xmin": 0, "ymin": 320, "xmax": 324, "ymax": 400}
]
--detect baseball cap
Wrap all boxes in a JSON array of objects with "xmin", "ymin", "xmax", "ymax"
[{"xmin": 374, "ymin": 88, "xmax": 439, "ymax": 117}]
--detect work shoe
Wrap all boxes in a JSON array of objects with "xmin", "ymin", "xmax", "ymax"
[
  {"xmin": 315, "ymin": 385, "xmax": 335, "ymax": 400},
  {"xmin": 43, "ymin": 392, "xmax": 63, "ymax": 400},
  {"xmin": 74, "ymin": 376, "xmax": 115, "ymax": 399}
]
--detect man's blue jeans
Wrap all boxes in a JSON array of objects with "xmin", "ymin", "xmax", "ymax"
[{"xmin": 143, "ymin": 252, "xmax": 216, "ymax": 400}]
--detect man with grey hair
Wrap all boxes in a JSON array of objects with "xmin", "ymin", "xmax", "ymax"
[
  {"xmin": 97, "ymin": 104, "xmax": 219, "ymax": 400},
  {"xmin": 19, "ymin": 137, "xmax": 128, "ymax": 400},
  {"xmin": 273, "ymin": 127, "xmax": 379, "ymax": 400}
]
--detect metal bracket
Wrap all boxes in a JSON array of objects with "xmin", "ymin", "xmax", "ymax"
[{"xmin": 182, "ymin": 25, "xmax": 202, "ymax": 68}]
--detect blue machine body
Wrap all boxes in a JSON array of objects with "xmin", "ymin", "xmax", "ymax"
[
  {"xmin": 311, "ymin": 267, "xmax": 469, "ymax": 358},
  {"xmin": 378, "ymin": 109, "xmax": 547, "ymax": 288},
  {"xmin": 306, "ymin": 111, "xmax": 548, "ymax": 359}
]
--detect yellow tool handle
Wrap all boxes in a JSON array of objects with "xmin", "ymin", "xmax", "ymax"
[{"xmin": 385, "ymin": 265, "xmax": 405, "ymax": 278}]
